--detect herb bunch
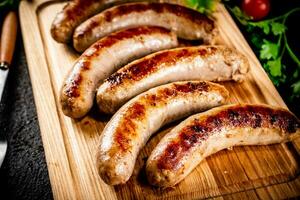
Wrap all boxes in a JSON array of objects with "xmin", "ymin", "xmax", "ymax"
[
  {"xmin": 228, "ymin": 6, "xmax": 300, "ymax": 97},
  {"xmin": 186, "ymin": 0, "xmax": 300, "ymax": 107},
  {"xmin": 185, "ymin": 0, "xmax": 219, "ymax": 15}
]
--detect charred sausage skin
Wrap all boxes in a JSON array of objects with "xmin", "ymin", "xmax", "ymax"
[
  {"xmin": 97, "ymin": 81, "xmax": 229, "ymax": 185},
  {"xmin": 146, "ymin": 104, "xmax": 300, "ymax": 188},
  {"xmin": 60, "ymin": 26, "xmax": 178, "ymax": 118}
]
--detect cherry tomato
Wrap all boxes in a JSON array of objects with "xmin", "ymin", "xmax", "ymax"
[{"xmin": 242, "ymin": 0, "xmax": 270, "ymax": 21}]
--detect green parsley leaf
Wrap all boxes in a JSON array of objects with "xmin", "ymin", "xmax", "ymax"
[
  {"xmin": 262, "ymin": 24, "xmax": 270, "ymax": 34},
  {"xmin": 292, "ymin": 80, "xmax": 300, "ymax": 95},
  {"xmin": 185, "ymin": 0, "xmax": 218, "ymax": 15},
  {"xmin": 260, "ymin": 40, "xmax": 279, "ymax": 60},
  {"xmin": 271, "ymin": 22, "xmax": 286, "ymax": 35},
  {"xmin": 227, "ymin": 6, "xmax": 251, "ymax": 25},
  {"xmin": 186, "ymin": 0, "xmax": 199, "ymax": 8},
  {"xmin": 293, "ymin": 69, "xmax": 299, "ymax": 79},
  {"xmin": 266, "ymin": 59, "xmax": 282, "ymax": 77},
  {"xmin": 251, "ymin": 22, "xmax": 270, "ymax": 34},
  {"xmin": 225, "ymin": 4, "xmax": 300, "ymax": 104},
  {"xmin": 250, "ymin": 34, "xmax": 263, "ymax": 48},
  {"xmin": 269, "ymin": 72, "xmax": 286, "ymax": 86}
]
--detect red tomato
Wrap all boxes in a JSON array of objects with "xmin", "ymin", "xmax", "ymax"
[{"xmin": 242, "ymin": 0, "xmax": 270, "ymax": 21}]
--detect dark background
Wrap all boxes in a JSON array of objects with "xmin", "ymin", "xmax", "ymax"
[
  {"xmin": 0, "ymin": 36, "xmax": 53, "ymax": 199},
  {"xmin": 0, "ymin": 1, "xmax": 299, "ymax": 200}
]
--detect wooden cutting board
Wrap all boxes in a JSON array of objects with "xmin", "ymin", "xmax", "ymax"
[{"xmin": 19, "ymin": 0, "xmax": 300, "ymax": 199}]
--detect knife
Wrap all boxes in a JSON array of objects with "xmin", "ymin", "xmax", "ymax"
[
  {"xmin": 0, "ymin": 11, "xmax": 17, "ymax": 101},
  {"xmin": 0, "ymin": 11, "xmax": 18, "ymax": 167}
]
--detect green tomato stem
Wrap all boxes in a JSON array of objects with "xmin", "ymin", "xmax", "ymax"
[
  {"xmin": 248, "ymin": 7, "xmax": 300, "ymax": 26},
  {"xmin": 280, "ymin": 44, "xmax": 286, "ymax": 59},
  {"xmin": 226, "ymin": 6, "xmax": 249, "ymax": 25},
  {"xmin": 284, "ymin": 33, "xmax": 300, "ymax": 68},
  {"xmin": 277, "ymin": 16, "xmax": 287, "ymax": 48},
  {"xmin": 277, "ymin": 32, "xmax": 283, "ymax": 46}
]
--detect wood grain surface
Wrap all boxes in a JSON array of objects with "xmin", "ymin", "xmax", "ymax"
[{"xmin": 19, "ymin": 0, "xmax": 300, "ymax": 199}]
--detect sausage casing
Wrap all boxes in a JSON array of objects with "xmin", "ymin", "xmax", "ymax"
[
  {"xmin": 60, "ymin": 26, "xmax": 178, "ymax": 118},
  {"xmin": 146, "ymin": 104, "xmax": 300, "ymax": 187},
  {"xmin": 73, "ymin": 2, "xmax": 218, "ymax": 52},
  {"xmin": 97, "ymin": 81, "xmax": 229, "ymax": 185},
  {"xmin": 97, "ymin": 46, "xmax": 249, "ymax": 114},
  {"xmin": 51, "ymin": 0, "xmax": 153, "ymax": 43}
]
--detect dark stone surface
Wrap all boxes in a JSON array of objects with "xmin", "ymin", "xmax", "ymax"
[{"xmin": 0, "ymin": 36, "xmax": 53, "ymax": 200}]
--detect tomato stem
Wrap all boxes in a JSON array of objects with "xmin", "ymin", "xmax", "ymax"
[
  {"xmin": 284, "ymin": 33, "xmax": 300, "ymax": 68},
  {"xmin": 248, "ymin": 7, "xmax": 300, "ymax": 26}
]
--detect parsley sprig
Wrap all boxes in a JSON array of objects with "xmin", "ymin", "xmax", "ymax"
[
  {"xmin": 227, "ymin": 6, "xmax": 300, "ymax": 98},
  {"xmin": 185, "ymin": 0, "xmax": 219, "ymax": 15},
  {"xmin": 186, "ymin": 0, "xmax": 300, "ymax": 111}
]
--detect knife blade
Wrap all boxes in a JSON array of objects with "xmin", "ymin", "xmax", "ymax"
[
  {"xmin": 0, "ymin": 65, "xmax": 8, "ymax": 101},
  {"xmin": 0, "ymin": 11, "xmax": 18, "ymax": 167}
]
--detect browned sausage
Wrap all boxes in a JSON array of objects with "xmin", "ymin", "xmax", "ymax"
[
  {"xmin": 146, "ymin": 104, "xmax": 300, "ymax": 187},
  {"xmin": 51, "ymin": 0, "xmax": 155, "ymax": 43},
  {"xmin": 97, "ymin": 46, "xmax": 249, "ymax": 114},
  {"xmin": 60, "ymin": 26, "xmax": 178, "ymax": 118},
  {"xmin": 97, "ymin": 81, "xmax": 229, "ymax": 185},
  {"xmin": 73, "ymin": 2, "xmax": 218, "ymax": 52}
]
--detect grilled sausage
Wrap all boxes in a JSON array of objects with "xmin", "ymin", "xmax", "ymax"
[
  {"xmin": 51, "ymin": 0, "xmax": 106, "ymax": 43},
  {"xmin": 97, "ymin": 46, "xmax": 249, "ymax": 114},
  {"xmin": 51, "ymin": 0, "xmax": 152, "ymax": 43},
  {"xmin": 73, "ymin": 2, "xmax": 218, "ymax": 52},
  {"xmin": 146, "ymin": 104, "xmax": 300, "ymax": 188},
  {"xmin": 97, "ymin": 81, "xmax": 229, "ymax": 185},
  {"xmin": 60, "ymin": 26, "xmax": 178, "ymax": 118}
]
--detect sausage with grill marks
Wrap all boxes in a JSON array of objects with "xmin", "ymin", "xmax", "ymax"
[
  {"xmin": 97, "ymin": 46, "xmax": 249, "ymax": 114},
  {"xmin": 146, "ymin": 104, "xmax": 300, "ymax": 188},
  {"xmin": 73, "ymin": 2, "xmax": 218, "ymax": 52},
  {"xmin": 97, "ymin": 81, "xmax": 229, "ymax": 185},
  {"xmin": 51, "ymin": 0, "xmax": 155, "ymax": 43},
  {"xmin": 60, "ymin": 26, "xmax": 178, "ymax": 118}
]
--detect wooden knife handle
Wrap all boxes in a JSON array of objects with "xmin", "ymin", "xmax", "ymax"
[{"xmin": 0, "ymin": 11, "xmax": 18, "ymax": 70}]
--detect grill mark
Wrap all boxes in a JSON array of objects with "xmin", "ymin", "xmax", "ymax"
[
  {"xmin": 152, "ymin": 82, "xmax": 210, "ymax": 103},
  {"xmin": 174, "ymin": 81, "xmax": 209, "ymax": 93},
  {"xmin": 64, "ymin": 74, "xmax": 82, "ymax": 98},
  {"xmin": 253, "ymin": 114, "xmax": 262, "ymax": 128},
  {"xmin": 64, "ymin": 0, "xmax": 99, "ymax": 22},
  {"xmin": 157, "ymin": 142, "xmax": 180, "ymax": 170},
  {"xmin": 157, "ymin": 105, "xmax": 300, "ymax": 170},
  {"xmin": 85, "ymin": 3, "xmax": 214, "ymax": 34},
  {"xmin": 82, "ymin": 26, "xmax": 172, "ymax": 57},
  {"xmin": 63, "ymin": 59, "xmax": 90, "ymax": 98},
  {"xmin": 114, "ymin": 103, "xmax": 145, "ymax": 152},
  {"xmin": 113, "ymin": 81, "xmax": 213, "ymax": 152},
  {"xmin": 77, "ymin": 60, "xmax": 90, "ymax": 70},
  {"xmin": 127, "ymin": 103, "xmax": 146, "ymax": 119},
  {"xmin": 107, "ymin": 47, "xmax": 217, "ymax": 87},
  {"xmin": 142, "ymin": 82, "xmax": 212, "ymax": 107}
]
